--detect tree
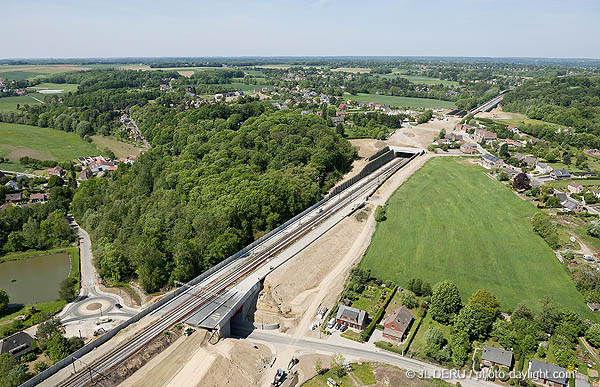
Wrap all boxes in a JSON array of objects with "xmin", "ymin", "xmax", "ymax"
[
  {"xmin": 399, "ymin": 289, "xmax": 419, "ymax": 309},
  {"xmin": 374, "ymin": 205, "xmax": 386, "ymax": 222},
  {"xmin": 468, "ymin": 289, "xmax": 500, "ymax": 319},
  {"xmin": 76, "ymin": 120, "xmax": 93, "ymax": 138},
  {"xmin": 47, "ymin": 175, "xmax": 64, "ymax": 188},
  {"xmin": 0, "ymin": 354, "xmax": 29, "ymax": 387},
  {"xmin": 511, "ymin": 303, "xmax": 534, "ymax": 321},
  {"xmin": 589, "ymin": 220, "xmax": 600, "ymax": 238},
  {"xmin": 59, "ymin": 277, "xmax": 77, "ymax": 302},
  {"xmin": 584, "ymin": 192, "xmax": 598, "ymax": 204},
  {"xmin": 512, "ymin": 172, "xmax": 531, "ymax": 191},
  {"xmin": 551, "ymin": 335, "xmax": 576, "ymax": 368},
  {"xmin": 408, "ymin": 278, "xmax": 423, "ymax": 296},
  {"xmin": 499, "ymin": 143, "xmax": 509, "ymax": 158},
  {"xmin": 531, "ymin": 213, "xmax": 560, "ymax": 249},
  {"xmin": 33, "ymin": 361, "xmax": 49, "ymax": 374},
  {"xmin": 450, "ymin": 330, "xmax": 472, "ymax": 367},
  {"xmin": 454, "ymin": 303, "xmax": 492, "ymax": 339},
  {"xmin": 498, "ymin": 171, "xmax": 509, "ymax": 181},
  {"xmin": 585, "ymin": 324, "xmax": 600, "ymax": 348},
  {"xmin": 36, "ymin": 318, "xmax": 61, "ymax": 350},
  {"xmin": 314, "ymin": 358, "xmax": 323, "ymax": 375},
  {"xmin": 562, "ymin": 153, "xmax": 571, "ymax": 165},
  {"xmin": 331, "ymin": 353, "xmax": 346, "ymax": 378},
  {"xmin": 46, "ymin": 333, "xmax": 70, "ymax": 363},
  {"xmin": 430, "ymin": 281, "xmax": 461, "ymax": 324},
  {"xmin": 0, "ymin": 289, "xmax": 8, "ymax": 313}
]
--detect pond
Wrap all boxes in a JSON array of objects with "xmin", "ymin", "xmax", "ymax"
[{"xmin": 0, "ymin": 253, "xmax": 70, "ymax": 304}]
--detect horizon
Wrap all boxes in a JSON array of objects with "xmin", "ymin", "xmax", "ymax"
[{"xmin": 4, "ymin": 0, "xmax": 600, "ymax": 59}]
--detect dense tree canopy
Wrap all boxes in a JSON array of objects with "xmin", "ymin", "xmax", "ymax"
[{"xmin": 72, "ymin": 104, "xmax": 356, "ymax": 292}]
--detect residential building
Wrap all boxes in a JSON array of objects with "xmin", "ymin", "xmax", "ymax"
[
  {"xmin": 4, "ymin": 192, "xmax": 23, "ymax": 203},
  {"xmin": 5, "ymin": 180, "xmax": 19, "ymax": 190},
  {"xmin": 567, "ymin": 181, "xmax": 583, "ymax": 194},
  {"xmin": 481, "ymin": 153, "xmax": 503, "ymax": 169},
  {"xmin": 591, "ymin": 190, "xmax": 600, "ymax": 199},
  {"xmin": 433, "ymin": 138, "xmax": 452, "ymax": 146},
  {"xmin": 481, "ymin": 346, "xmax": 513, "ymax": 369},
  {"xmin": 535, "ymin": 162, "xmax": 553, "ymax": 174},
  {"xmin": 0, "ymin": 332, "xmax": 34, "ymax": 359},
  {"xmin": 505, "ymin": 139, "xmax": 521, "ymax": 148},
  {"xmin": 48, "ymin": 166, "xmax": 65, "ymax": 177},
  {"xmin": 460, "ymin": 143, "xmax": 478, "ymax": 154},
  {"xmin": 550, "ymin": 169, "xmax": 571, "ymax": 180},
  {"xmin": 528, "ymin": 360, "xmax": 568, "ymax": 386},
  {"xmin": 562, "ymin": 199, "xmax": 585, "ymax": 213},
  {"xmin": 474, "ymin": 128, "xmax": 497, "ymax": 145},
  {"xmin": 331, "ymin": 116, "xmax": 344, "ymax": 124},
  {"xmin": 336, "ymin": 305, "xmax": 367, "ymax": 330},
  {"xmin": 587, "ymin": 302, "xmax": 600, "ymax": 311},
  {"xmin": 382, "ymin": 306, "xmax": 414, "ymax": 342},
  {"xmin": 79, "ymin": 168, "xmax": 93, "ymax": 181},
  {"xmin": 583, "ymin": 149, "xmax": 600, "ymax": 158},
  {"xmin": 575, "ymin": 375, "xmax": 590, "ymax": 387},
  {"xmin": 29, "ymin": 193, "xmax": 47, "ymax": 203},
  {"xmin": 522, "ymin": 156, "xmax": 538, "ymax": 168}
]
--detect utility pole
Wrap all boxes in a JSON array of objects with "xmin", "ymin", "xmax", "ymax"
[{"xmin": 72, "ymin": 357, "xmax": 76, "ymax": 374}]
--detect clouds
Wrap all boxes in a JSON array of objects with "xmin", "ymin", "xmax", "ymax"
[{"xmin": 1, "ymin": 0, "xmax": 599, "ymax": 58}]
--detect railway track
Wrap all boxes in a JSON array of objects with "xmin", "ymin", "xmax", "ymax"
[{"xmin": 59, "ymin": 155, "xmax": 413, "ymax": 387}]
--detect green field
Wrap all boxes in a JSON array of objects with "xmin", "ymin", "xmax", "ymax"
[
  {"xmin": 0, "ymin": 95, "xmax": 43, "ymax": 112},
  {"xmin": 344, "ymin": 92, "xmax": 455, "ymax": 109},
  {"xmin": 377, "ymin": 73, "xmax": 459, "ymax": 86},
  {"xmin": 0, "ymin": 123, "xmax": 101, "ymax": 167},
  {"xmin": 359, "ymin": 157, "xmax": 592, "ymax": 318},
  {"xmin": 27, "ymin": 82, "xmax": 79, "ymax": 94}
]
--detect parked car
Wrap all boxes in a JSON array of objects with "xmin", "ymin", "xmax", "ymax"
[
  {"xmin": 334, "ymin": 323, "xmax": 341, "ymax": 330},
  {"xmin": 115, "ymin": 303, "xmax": 123, "ymax": 309},
  {"xmin": 340, "ymin": 325, "xmax": 348, "ymax": 333}
]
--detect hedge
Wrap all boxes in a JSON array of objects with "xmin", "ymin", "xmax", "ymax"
[
  {"xmin": 403, "ymin": 314, "xmax": 424, "ymax": 353},
  {"xmin": 359, "ymin": 285, "xmax": 397, "ymax": 342}
]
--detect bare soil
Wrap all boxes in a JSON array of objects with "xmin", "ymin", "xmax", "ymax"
[
  {"xmin": 372, "ymin": 364, "xmax": 434, "ymax": 386},
  {"xmin": 475, "ymin": 107, "xmax": 526, "ymax": 120}
]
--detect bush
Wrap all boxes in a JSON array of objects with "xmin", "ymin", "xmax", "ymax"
[{"xmin": 374, "ymin": 205, "xmax": 387, "ymax": 222}]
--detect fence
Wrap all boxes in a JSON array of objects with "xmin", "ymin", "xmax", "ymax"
[{"xmin": 22, "ymin": 147, "xmax": 415, "ymax": 386}]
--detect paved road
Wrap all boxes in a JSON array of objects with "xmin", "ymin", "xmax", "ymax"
[
  {"xmin": 58, "ymin": 217, "xmax": 138, "ymax": 324},
  {"xmin": 239, "ymin": 329, "xmax": 497, "ymax": 387}
]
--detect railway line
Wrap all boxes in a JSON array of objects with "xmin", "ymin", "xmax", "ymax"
[{"xmin": 58, "ymin": 153, "xmax": 416, "ymax": 387}]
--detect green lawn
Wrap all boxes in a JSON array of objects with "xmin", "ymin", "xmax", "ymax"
[
  {"xmin": 0, "ymin": 122, "xmax": 101, "ymax": 164},
  {"xmin": 344, "ymin": 93, "xmax": 455, "ymax": 109},
  {"xmin": 410, "ymin": 313, "xmax": 453, "ymax": 356},
  {"xmin": 0, "ymin": 71, "xmax": 44, "ymax": 80},
  {"xmin": 359, "ymin": 157, "xmax": 593, "ymax": 318},
  {"xmin": 0, "ymin": 95, "xmax": 43, "ymax": 112},
  {"xmin": 27, "ymin": 82, "xmax": 79, "ymax": 94}
]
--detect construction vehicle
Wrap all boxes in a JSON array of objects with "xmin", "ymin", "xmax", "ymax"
[{"xmin": 271, "ymin": 369, "xmax": 286, "ymax": 387}]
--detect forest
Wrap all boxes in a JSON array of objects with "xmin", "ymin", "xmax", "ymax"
[
  {"xmin": 71, "ymin": 103, "xmax": 357, "ymax": 292},
  {"xmin": 502, "ymin": 76, "xmax": 600, "ymax": 145}
]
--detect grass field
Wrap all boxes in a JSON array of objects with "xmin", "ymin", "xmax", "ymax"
[
  {"xmin": 27, "ymin": 82, "xmax": 79, "ymax": 94},
  {"xmin": 91, "ymin": 135, "xmax": 142, "ymax": 158},
  {"xmin": 0, "ymin": 123, "xmax": 100, "ymax": 165},
  {"xmin": 359, "ymin": 157, "xmax": 593, "ymax": 318},
  {"xmin": 344, "ymin": 92, "xmax": 456, "ymax": 109},
  {"xmin": 225, "ymin": 82, "xmax": 273, "ymax": 92},
  {"xmin": 0, "ymin": 95, "xmax": 43, "ymax": 112},
  {"xmin": 0, "ymin": 65, "xmax": 89, "ymax": 80},
  {"xmin": 377, "ymin": 73, "xmax": 459, "ymax": 87}
]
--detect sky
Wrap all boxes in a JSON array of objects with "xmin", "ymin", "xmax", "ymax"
[{"xmin": 2, "ymin": 0, "xmax": 600, "ymax": 59}]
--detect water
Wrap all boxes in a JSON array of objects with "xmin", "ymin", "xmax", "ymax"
[{"xmin": 0, "ymin": 253, "xmax": 70, "ymax": 304}]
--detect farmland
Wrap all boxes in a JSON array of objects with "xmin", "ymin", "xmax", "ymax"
[
  {"xmin": 0, "ymin": 95, "xmax": 43, "ymax": 112},
  {"xmin": 27, "ymin": 82, "xmax": 79, "ymax": 94},
  {"xmin": 0, "ymin": 122, "xmax": 100, "ymax": 171},
  {"xmin": 377, "ymin": 73, "xmax": 460, "ymax": 87},
  {"xmin": 344, "ymin": 92, "xmax": 456, "ymax": 109},
  {"xmin": 359, "ymin": 157, "xmax": 593, "ymax": 318},
  {"xmin": 0, "ymin": 64, "xmax": 90, "ymax": 80}
]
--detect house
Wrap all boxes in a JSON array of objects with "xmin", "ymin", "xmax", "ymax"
[
  {"xmin": 502, "ymin": 167, "xmax": 518, "ymax": 179},
  {"xmin": 460, "ymin": 143, "xmax": 478, "ymax": 154},
  {"xmin": 331, "ymin": 116, "xmax": 345, "ymax": 124},
  {"xmin": 433, "ymin": 138, "xmax": 452, "ymax": 146},
  {"xmin": 575, "ymin": 375, "xmax": 590, "ymax": 387},
  {"xmin": 587, "ymin": 303, "xmax": 600, "ymax": 311},
  {"xmin": 47, "ymin": 166, "xmax": 65, "ymax": 177},
  {"xmin": 535, "ymin": 162, "xmax": 553, "ymax": 174},
  {"xmin": 505, "ymin": 139, "xmax": 521, "ymax": 148},
  {"xmin": 481, "ymin": 345, "xmax": 513, "ymax": 369},
  {"xmin": 4, "ymin": 192, "xmax": 23, "ymax": 203},
  {"xmin": 474, "ymin": 128, "xmax": 497, "ymax": 145},
  {"xmin": 79, "ymin": 168, "xmax": 93, "ymax": 181},
  {"xmin": 0, "ymin": 332, "xmax": 34, "ymax": 359},
  {"xmin": 584, "ymin": 149, "xmax": 600, "ymax": 158},
  {"xmin": 562, "ymin": 199, "xmax": 585, "ymax": 213},
  {"xmin": 382, "ymin": 306, "xmax": 414, "ymax": 342},
  {"xmin": 5, "ymin": 180, "xmax": 19, "ymax": 190},
  {"xmin": 567, "ymin": 181, "xmax": 583, "ymax": 194},
  {"xmin": 528, "ymin": 360, "xmax": 569, "ymax": 386},
  {"xmin": 522, "ymin": 156, "xmax": 538, "ymax": 168},
  {"xmin": 550, "ymin": 169, "xmax": 571, "ymax": 180},
  {"xmin": 481, "ymin": 153, "xmax": 503, "ymax": 169},
  {"xmin": 591, "ymin": 190, "xmax": 600, "ymax": 199},
  {"xmin": 336, "ymin": 305, "xmax": 367, "ymax": 330},
  {"xmin": 29, "ymin": 193, "xmax": 47, "ymax": 203}
]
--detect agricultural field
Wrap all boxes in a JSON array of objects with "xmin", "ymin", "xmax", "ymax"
[
  {"xmin": 0, "ymin": 95, "xmax": 43, "ymax": 112},
  {"xmin": 344, "ymin": 92, "xmax": 456, "ymax": 109},
  {"xmin": 224, "ymin": 82, "xmax": 273, "ymax": 92},
  {"xmin": 0, "ymin": 123, "xmax": 101, "ymax": 171},
  {"xmin": 377, "ymin": 73, "xmax": 459, "ymax": 86},
  {"xmin": 359, "ymin": 157, "xmax": 593, "ymax": 318},
  {"xmin": 331, "ymin": 67, "xmax": 371, "ymax": 73},
  {"xmin": 27, "ymin": 82, "xmax": 79, "ymax": 94},
  {"xmin": 0, "ymin": 65, "xmax": 89, "ymax": 80}
]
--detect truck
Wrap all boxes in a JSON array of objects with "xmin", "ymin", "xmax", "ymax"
[{"xmin": 326, "ymin": 317, "xmax": 336, "ymax": 329}]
